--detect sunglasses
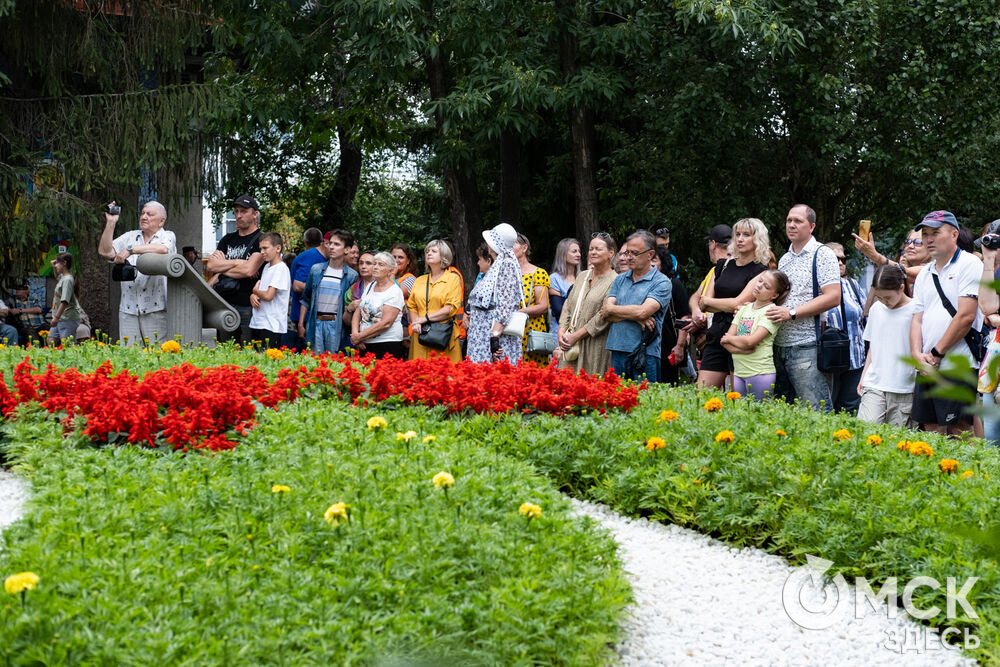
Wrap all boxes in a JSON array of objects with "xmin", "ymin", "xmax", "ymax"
[
  {"xmin": 903, "ymin": 238, "xmax": 924, "ymax": 247},
  {"xmin": 591, "ymin": 232, "xmax": 612, "ymax": 240},
  {"xmin": 655, "ymin": 227, "xmax": 670, "ymax": 237}
]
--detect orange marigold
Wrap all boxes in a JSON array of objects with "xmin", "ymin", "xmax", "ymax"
[
  {"xmin": 775, "ymin": 429, "xmax": 787, "ymax": 437},
  {"xmin": 897, "ymin": 440, "xmax": 912, "ymax": 452},
  {"xmin": 866, "ymin": 434, "xmax": 882, "ymax": 446},
  {"xmin": 715, "ymin": 430, "xmax": 735, "ymax": 443},
  {"xmin": 161, "ymin": 340, "xmax": 181, "ymax": 353},
  {"xmin": 832, "ymin": 428, "xmax": 852, "ymax": 441},
  {"xmin": 909, "ymin": 441, "xmax": 934, "ymax": 457},
  {"xmin": 658, "ymin": 410, "xmax": 679, "ymax": 423},
  {"xmin": 645, "ymin": 436, "xmax": 667, "ymax": 451},
  {"xmin": 726, "ymin": 391, "xmax": 741, "ymax": 400},
  {"xmin": 939, "ymin": 458, "xmax": 959, "ymax": 474},
  {"xmin": 703, "ymin": 398, "xmax": 724, "ymax": 412}
]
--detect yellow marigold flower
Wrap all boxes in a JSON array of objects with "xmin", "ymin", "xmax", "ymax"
[
  {"xmin": 715, "ymin": 430, "xmax": 735, "ymax": 443},
  {"xmin": 703, "ymin": 398, "xmax": 724, "ymax": 412},
  {"xmin": 832, "ymin": 429, "xmax": 852, "ymax": 441},
  {"xmin": 433, "ymin": 471, "xmax": 455, "ymax": 488},
  {"xmin": 422, "ymin": 434, "xmax": 437, "ymax": 443},
  {"xmin": 518, "ymin": 502, "xmax": 542, "ymax": 519},
  {"xmin": 396, "ymin": 430, "xmax": 417, "ymax": 442},
  {"xmin": 962, "ymin": 470, "xmax": 975, "ymax": 479},
  {"xmin": 726, "ymin": 391, "xmax": 741, "ymax": 400},
  {"xmin": 160, "ymin": 340, "xmax": 181, "ymax": 353},
  {"xmin": 271, "ymin": 484, "xmax": 290, "ymax": 494},
  {"xmin": 205, "ymin": 557, "xmax": 213, "ymax": 567},
  {"xmin": 866, "ymin": 434, "xmax": 883, "ymax": 446},
  {"xmin": 0, "ymin": 344, "xmax": 5, "ymax": 350},
  {"xmin": 366, "ymin": 416, "xmax": 387, "ymax": 431},
  {"xmin": 38, "ymin": 330, "xmax": 49, "ymax": 338},
  {"xmin": 939, "ymin": 459, "xmax": 959, "ymax": 474},
  {"xmin": 693, "ymin": 479, "xmax": 702, "ymax": 485},
  {"xmin": 645, "ymin": 436, "xmax": 667, "ymax": 451},
  {"xmin": 909, "ymin": 441, "xmax": 933, "ymax": 458},
  {"xmin": 658, "ymin": 409, "xmax": 680, "ymax": 422},
  {"xmin": 324, "ymin": 502, "xmax": 350, "ymax": 526},
  {"xmin": 896, "ymin": 440, "xmax": 911, "ymax": 452},
  {"xmin": 265, "ymin": 348, "xmax": 285, "ymax": 361},
  {"xmin": 775, "ymin": 429, "xmax": 787, "ymax": 437},
  {"xmin": 4, "ymin": 572, "xmax": 40, "ymax": 595}
]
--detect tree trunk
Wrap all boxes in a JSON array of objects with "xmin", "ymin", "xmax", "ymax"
[
  {"xmin": 499, "ymin": 129, "xmax": 521, "ymax": 224},
  {"xmin": 423, "ymin": 26, "xmax": 482, "ymax": 285},
  {"xmin": 321, "ymin": 124, "xmax": 362, "ymax": 229},
  {"xmin": 557, "ymin": 0, "xmax": 600, "ymax": 241}
]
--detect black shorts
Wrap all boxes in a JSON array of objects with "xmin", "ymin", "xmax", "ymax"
[
  {"xmin": 699, "ymin": 340, "xmax": 733, "ymax": 373},
  {"xmin": 911, "ymin": 380, "xmax": 976, "ymax": 426}
]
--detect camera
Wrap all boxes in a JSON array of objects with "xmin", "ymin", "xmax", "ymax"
[
  {"xmin": 976, "ymin": 234, "xmax": 1000, "ymax": 250},
  {"xmin": 111, "ymin": 263, "xmax": 137, "ymax": 282},
  {"xmin": 104, "ymin": 203, "xmax": 121, "ymax": 216}
]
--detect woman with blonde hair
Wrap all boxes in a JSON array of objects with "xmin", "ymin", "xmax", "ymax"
[
  {"xmin": 350, "ymin": 251, "xmax": 406, "ymax": 359},
  {"xmin": 698, "ymin": 217, "xmax": 770, "ymax": 389},
  {"xmin": 555, "ymin": 233, "xmax": 618, "ymax": 375},
  {"xmin": 407, "ymin": 240, "xmax": 464, "ymax": 362}
]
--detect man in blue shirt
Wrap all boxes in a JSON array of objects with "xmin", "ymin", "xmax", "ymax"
[
  {"xmin": 602, "ymin": 230, "xmax": 672, "ymax": 381},
  {"xmin": 284, "ymin": 227, "xmax": 328, "ymax": 350}
]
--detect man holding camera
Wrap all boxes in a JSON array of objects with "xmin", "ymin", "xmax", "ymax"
[
  {"xmin": 207, "ymin": 194, "xmax": 266, "ymax": 344},
  {"xmin": 98, "ymin": 200, "xmax": 176, "ymax": 346}
]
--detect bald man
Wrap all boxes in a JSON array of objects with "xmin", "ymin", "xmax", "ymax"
[{"xmin": 99, "ymin": 200, "xmax": 177, "ymax": 346}]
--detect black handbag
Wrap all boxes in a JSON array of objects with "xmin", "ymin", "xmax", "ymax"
[
  {"xmin": 416, "ymin": 276, "xmax": 453, "ymax": 350},
  {"xmin": 812, "ymin": 250, "xmax": 851, "ymax": 373}
]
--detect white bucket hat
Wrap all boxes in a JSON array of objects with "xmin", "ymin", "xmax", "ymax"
[{"xmin": 483, "ymin": 222, "xmax": 517, "ymax": 254}]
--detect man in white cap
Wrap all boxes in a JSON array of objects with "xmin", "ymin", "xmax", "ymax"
[{"xmin": 98, "ymin": 200, "xmax": 176, "ymax": 345}]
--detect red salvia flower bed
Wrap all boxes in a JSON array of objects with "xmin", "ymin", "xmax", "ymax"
[{"xmin": 0, "ymin": 354, "xmax": 641, "ymax": 451}]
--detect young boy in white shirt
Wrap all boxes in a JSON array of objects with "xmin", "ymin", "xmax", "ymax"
[{"xmin": 250, "ymin": 232, "xmax": 291, "ymax": 349}]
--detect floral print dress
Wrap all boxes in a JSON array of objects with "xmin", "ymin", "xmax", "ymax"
[
  {"xmin": 466, "ymin": 256, "xmax": 523, "ymax": 364},
  {"xmin": 521, "ymin": 267, "xmax": 551, "ymax": 365}
]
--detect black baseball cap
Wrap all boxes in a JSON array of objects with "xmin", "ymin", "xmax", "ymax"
[
  {"xmin": 706, "ymin": 224, "xmax": 732, "ymax": 244},
  {"xmin": 233, "ymin": 194, "xmax": 259, "ymax": 210}
]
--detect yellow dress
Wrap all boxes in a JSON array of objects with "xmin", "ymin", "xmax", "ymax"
[
  {"xmin": 521, "ymin": 267, "xmax": 551, "ymax": 365},
  {"xmin": 406, "ymin": 271, "xmax": 463, "ymax": 362}
]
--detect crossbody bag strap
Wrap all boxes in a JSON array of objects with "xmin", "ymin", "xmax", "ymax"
[
  {"xmin": 931, "ymin": 271, "xmax": 981, "ymax": 355},
  {"xmin": 424, "ymin": 274, "xmax": 451, "ymax": 324},
  {"xmin": 568, "ymin": 270, "xmax": 590, "ymax": 329}
]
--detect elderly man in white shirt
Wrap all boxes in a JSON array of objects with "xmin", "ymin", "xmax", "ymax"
[{"xmin": 98, "ymin": 200, "xmax": 176, "ymax": 346}]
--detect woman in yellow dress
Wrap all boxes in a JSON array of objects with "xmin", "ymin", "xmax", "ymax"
[
  {"xmin": 407, "ymin": 240, "xmax": 463, "ymax": 362},
  {"xmin": 513, "ymin": 234, "xmax": 551, "ymax": 365}
]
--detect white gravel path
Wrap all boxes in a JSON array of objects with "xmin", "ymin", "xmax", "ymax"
[
  {"xmin": 0, "ymin": 473, "xmax": 980, "ymax": 664},
  {"xmin": 0, "ymin": 471, "xmax": 28, "ymax": 534},
  {"xmin": 571, "ymin": 498, "xmax": 977, "ymax": 666}
]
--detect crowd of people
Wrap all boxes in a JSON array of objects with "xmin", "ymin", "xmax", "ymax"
[{"xmin": 4, "ymin": 196, "xmax": 1000, "ymax": 445}]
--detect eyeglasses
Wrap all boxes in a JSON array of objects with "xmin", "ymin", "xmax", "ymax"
[
  {"xmin": 620, "ymin": 248, "xmax": 655, "ymax": 258},
  {"xmin": 903, "ymin": 238, "xmax": 923, "ymax": 247}
]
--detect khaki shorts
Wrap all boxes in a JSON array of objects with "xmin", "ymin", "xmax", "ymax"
[{"xmin": 857, "ymin": 388, "xmax": 913, "ymax": 428}]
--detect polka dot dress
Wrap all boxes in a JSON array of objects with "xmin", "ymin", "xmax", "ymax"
[{"xmin": 521, "ymin": 267, "xmax": 551, "ymax": 365}]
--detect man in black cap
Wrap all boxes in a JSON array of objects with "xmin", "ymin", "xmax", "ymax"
[{"xmin": 207, "ymin": 194, "xmax": 266, "ymax": 344}]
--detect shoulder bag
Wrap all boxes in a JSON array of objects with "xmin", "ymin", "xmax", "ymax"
[
  {"xmin": 562, "ymin": 271, "xmax": 591, "ymax": 362},
  {"xmin": 416, "ymin": 276, "xmax": 454, "ymax": 350},
  {"xmin": 812, "ymin": 249, "xmax": 851, "ymax": 373},
  {"xmin": 930, "ymin": 271, "xmax": 984, "ymax": 364},
  {"xmin": 524, "ymin": 271, "xmax": 556, "ymax": 353}
]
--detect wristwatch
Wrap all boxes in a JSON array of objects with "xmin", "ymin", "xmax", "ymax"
[
  {"xmin": 789, "ymin": 308, "xmax": 797, "ymax": 321},
  {"xmin": 931, "ymin": 347, "xmax": 944, "ymax": 359},
  {"xmin": 125, "ymin": 243, "xmax": 134, "ymax": 254}
]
